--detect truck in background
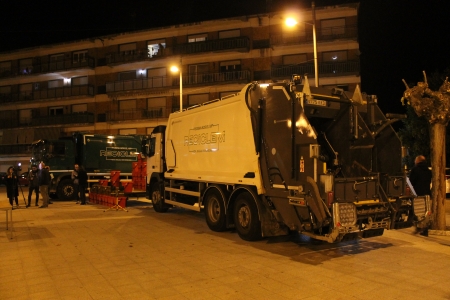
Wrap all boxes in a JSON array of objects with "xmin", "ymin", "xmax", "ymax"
[
  {"xmin": 137, "ymin": 76, "xmax": 432, "ymax": 243},
  {"xmin": 30, "ymin": 133, "xmax": 143, "ymax": 200}
]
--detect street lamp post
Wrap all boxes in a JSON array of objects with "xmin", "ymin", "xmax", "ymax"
[
  {"xmin": 170, "ymin": 59, "xmax": 183, "ymax": 112},
  {"xmin": 285, "ymin": 1, "xmax": 319, "ymax": 87}
]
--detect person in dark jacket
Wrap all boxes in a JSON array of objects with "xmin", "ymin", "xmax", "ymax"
[
  {"xmin": 6, "ymin": 166, "xmax": 19, "ymax": 209},
  {"xmin": 409, "ymin": 155, "xmax": 432, "ymax": 196},
  {"xmin": 409, "ymin": 155, "xmax": 432, "ymax": 236},
  {"xmin": 38, "ymin": 162, "xmax": 51, "ymax": 208},
  {"xmin": 27, "ymin": 165, "xmax": 40, "ymax": 207},
  {"xmin": 77, "ymin": 165, "xmax": 88, "ymax": 205}
]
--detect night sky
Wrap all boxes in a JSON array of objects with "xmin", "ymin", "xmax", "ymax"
[{"xmin": 1, "ymin": 0, "xmax": 450, "ymax": 115}]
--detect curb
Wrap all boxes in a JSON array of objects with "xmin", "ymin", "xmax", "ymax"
[{"xmin": 429, "ymin": 230, "xmax": 450, "ymax": 236}]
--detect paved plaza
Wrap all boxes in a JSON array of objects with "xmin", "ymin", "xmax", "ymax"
[{"xmin": 1, "ymin": 186, "xmax": 450, "ymax": 300}]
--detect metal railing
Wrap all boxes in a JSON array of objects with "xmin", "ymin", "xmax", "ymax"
[
  {"xmin": 32, "ymin": 112, "xmax": 95, "ymax": 126},
  {"xmin": 0, "ymin": 85, "xmax": 95, "ymax": 103},
  {"xmin": 0, "ymin": 57, "xmax": 95, "ymax": 79},
  {"xmin": 270, "ymin": 25, "xmax": 358, "ymax": 46},
  {"xmin": 106, "ymin": 107, "xmax": 167, "ymax": 122},
  {"xmin": 106, "ymin": 70, "xmax": 251, "ymax": 93},
  {"xmin": 0, "ymin": 144, "xmax": 30, "ymax": 155},
  {"xmin": 173, "ymin": 37, "xmax": 250, "ymax": 55},
  {"xmin": 271, "ymin": 60, "xmax": 360, "ymax": 78}
]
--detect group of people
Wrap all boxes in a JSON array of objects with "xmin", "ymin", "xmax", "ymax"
[{"xmin": 5, "ymin": 162, "xmax": 87, "ymax": 209}]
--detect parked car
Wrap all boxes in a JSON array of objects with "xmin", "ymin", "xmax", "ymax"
[
  {"xmin": 18, "ymin": 171, "xmax": 29, "ymax": 186},
  {"xmin": 0, "ymin": 172, "xmax": 6, "ymax": 186}
]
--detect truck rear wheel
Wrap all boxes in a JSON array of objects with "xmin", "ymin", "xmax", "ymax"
[
  {"xmin": 57, "ymin": 179, "xmax": 76, "ymax": 200},
  {"xmin": 204, "ymin": 188, "xmax": 227, "ymax": 232},
  {"xmin": 234, "ymin": 192, "xmax": 261, "ymax": 241},
  {"xmin": 152, "ymin": 182, "xmax": 168, "ymax": 213}
]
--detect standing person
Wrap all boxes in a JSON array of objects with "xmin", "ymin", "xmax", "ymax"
[
  {"xmin": 409, "ymin": 155, "xmax": 432, "ymax": 236},
  {"xmin": 409, "ymin": 155, "xmax": 432, "ymax": 196},
  {"xmin": 72, "ymin": 164, "xmax": 80, "ymax": 204},
  {"xmin": 6, "ymin": 166, "xmax": 19, "ymax": 209},
  {"xmin": 78, "ymin": 165, "xmax": 88, "ymax": 205},
  {"xmin": 27, "ymin": 165, "xmax": 40, "ymax": 207},
  {"xmin": 38, "ymin": 162, "xmax": 51, "ymax": 208}
]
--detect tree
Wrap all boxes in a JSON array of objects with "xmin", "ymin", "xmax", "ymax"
[{"xmin": 401, "ymin": 71, "xmax": 450, "ymax": 230}]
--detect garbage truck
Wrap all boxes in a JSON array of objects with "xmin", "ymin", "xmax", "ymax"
[
  {"xmin": 30, "ymin": 133, "xmax": 143, "ymax": 200},
  {"xmin": 140, "ymin": 76, "xmax": 431, "ymax": 242}
]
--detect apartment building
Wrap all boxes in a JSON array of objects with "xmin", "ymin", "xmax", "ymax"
[{"xmin": 0, "ymin": 3, "xmax": 360, "ymax": 171}]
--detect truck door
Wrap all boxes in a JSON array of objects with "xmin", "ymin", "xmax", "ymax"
[{"xmin": 148, "ymin": 132, "xmax": 163, "ymax": 173}]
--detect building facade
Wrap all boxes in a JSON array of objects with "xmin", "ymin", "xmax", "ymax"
[{"xmin": 0, "ymin": 3, "xmax": 359, "ymax": 171}]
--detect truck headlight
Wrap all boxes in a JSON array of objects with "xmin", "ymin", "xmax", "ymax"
[{"xmin": 333, "ymin": 202, "xmax": 357, "ymax": 227}]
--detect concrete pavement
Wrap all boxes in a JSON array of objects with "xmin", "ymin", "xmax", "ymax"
[{"xmin": 1, "ymin": 186, "xmax": 450, "ymax": 300}]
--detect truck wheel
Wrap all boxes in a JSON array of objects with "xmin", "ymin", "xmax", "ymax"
[
  {"xmin": 204, "ymin": 188, "xmax": 227, "ymax": 232},
  {"xmin": 234, "ymin": 192, "xmax": 262, "ymax": 241},
  {"xmin": 57, "ymin": 179, "xmax": 76, "ymax": 200},
  {"xmin": 152, "ymin": 183, "xmax": 168, "ymax": 213}
]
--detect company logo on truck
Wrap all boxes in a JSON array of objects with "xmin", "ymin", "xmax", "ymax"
[
  {"xmin": 100, "ymin": 147, "xmax": 138, "ymax": 161},
  {"xmin": 184, "ymin": 124, "xmax": 225, "ymax": 152}
]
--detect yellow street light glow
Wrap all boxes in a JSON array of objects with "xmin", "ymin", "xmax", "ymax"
[
  {"xmin": 170, "ymin": 66, "xmax": 179, "ymax": 73},
  {"xmin": 285, "ymin": 17, "xmax": 298, "ymax": 27}
]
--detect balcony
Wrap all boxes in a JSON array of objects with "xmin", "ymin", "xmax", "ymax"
[
  {"xmin": 271, "ymin": 60, "xmax": 360, "ymax": 79},
  {"xmin": 0, "ymin": 57, "xmax": 95, "ymax": 79},
  {"xmin": 0, "ymin": 144, "xmax": 30, "ymax": 156},
  {"xmin": 106, "ymin": 70, "xmax": 251, "ymax": 94},
  {"xmin": 105, "ymin": 49, "xmax": 152, "ymax": 65},
  {"xmin": 31, "ymin": 112, "xmax": 95, "ymax": 127},
  {"xmin": 106, "ymin": 107, "xmax": 167, "ymax": 122},
  {"xmin": 270, "ymin": 25, "xmax": 358, "ymax": 46},
  {"xmin": 0, "ymin": 85, "xmax": 95, "ymax": 103},
  {"xmin": 173, "ymin": 37, "xmax": 250, "ymax": 55}
]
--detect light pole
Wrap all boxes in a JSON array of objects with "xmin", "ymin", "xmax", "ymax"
[
  {"xmin": 285, "ymin": 1, "xmax": 319, "ymax": 87},
  {"xmin": 170, "ymin": 59, "xmax": 183, "ymax": 112}
]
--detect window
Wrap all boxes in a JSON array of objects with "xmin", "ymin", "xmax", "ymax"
[
  {"xmin": 19, "ymin": 109, "xmax": 32, "ymax": 125},
  {"xmin": 219, "ymin": 29, "xmax": 240, "ymax": 39},
  {"xmin": 73, "ymin": 50, "xmax": 88, "ymax": 64},
  {"xmin": 220, "ymin": 91, "xmax": 239, "ymax": 98},
  {"xmin": 147, "ymin": 97, "xmax": 166, "ymax": 108},
  {"xmin": 147, "ymin": 68, "xmax": 167, "ymax": 87},
  {"xmin": 0, "ymin": 61, "xmax": 11, "ymax": 75},
  {"xmin": 49, "ymin": 107, "xmax": 64, "ymax": 115},
  {"xmin": 188, "ymin": 64, "xmax": 208, "ymax": 84},
  {"xmin": 147, "ymin": 39, "xmax": 166, "ymax": 58},
  {"xmin": 283, "ymin": 54, "xmax": 308, "ymax": 65},
  {"xmin": 188, "ymin": 94, "xmax": 209, "ymax": 106},
  {"xmin": 119, "ymin": 100, "xmax": 137, "ymax": 110},
  {"xmin": 321, "ymin": 18, "xmax": 346, "ymax": 37},
  {"xmin": 220, "ymin": 60, "xmax": 241, "ymax": 72},
  {"xmin": 119, "ymin": 71, "xmax": 136, "ymax": 81},
  {"xmin": 323, "ymin": 50, "xmax": 347, "ymax": 62},
  {"xmin": 72, "ymin": 104, "xmax": 87, "ymax": 113},
  {"xmin": 48, "ymin": 80, "xmax": 64, "ymax": 88},
  {"xmin": 72, "ymin": 76, "xmax": 88, "ymax": 86},
  {"xmin": 19, "ymin": 83, "xmax": 32, "ymax": 100},
  {"xmin": 49, "ymin": 54, "xmax": 65, "ymax": 70},
  {"xmin": 0, "ymin": 85, "xmax": 11, "ymax": 94},
  {"xmin": 19, "ymin": 58, "xmax": 33, "ymax": 74},
  {"xmin": 147, "ymin": 97, "xmax": 166, "ymax": 118},
  {"xmin": 119, "ymin": 43, "xmax": 136, "ymax": 56},
  {"xmin": 188, "ymin": 33, "xmax": 207, "ymax": 43},
  {"xmin": 119, "ymin": 128, "xmax": 136, "ymax": 135}
]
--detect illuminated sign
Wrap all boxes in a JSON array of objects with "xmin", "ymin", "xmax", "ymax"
[
  {"xmin": 100, "ymin": 147, "xmax": 138, "ymax": 161},
  {"xmin": 184, "ymin": 124, "xmax": 225, "ymax": 152}
]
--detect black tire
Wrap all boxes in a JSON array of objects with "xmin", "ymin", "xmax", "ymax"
[
  {"xmin": 233, "ymin": 192, "xmax": 262, "ymax": 241},
  {"xmin": 204, "ymin": 188, "xmax": 227, "ymax": 232},
  {"xmin": 152, "ymin": 182, "xmax": 169, "ymax": 213},
  {"xmin": 57, "ymin": 179, "xmax": 76, "ymax": 200}
]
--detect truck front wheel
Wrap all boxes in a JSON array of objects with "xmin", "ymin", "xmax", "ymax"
[
  {"xmin": 152, "ymin": 182, "xmax": 169, "ymax": 213},
  {"xmin": 204, "ymin": 188, "xmax": 227, "ymax": 232},
  {"xmin": 234, "ymin": 192, "xmax": 262, "ymax": 241},
  {"xmin": 57, "ymin": 179, "xmax": 76, "ymax": 200}
]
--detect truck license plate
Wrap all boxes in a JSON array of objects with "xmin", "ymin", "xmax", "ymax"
[{"xmin": 307, "ymin": 99, "xmax": 327, "ymax": 106}]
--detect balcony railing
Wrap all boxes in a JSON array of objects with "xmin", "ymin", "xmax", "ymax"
[
  {"xmin": 0, "ymin": 144, "xmax": 30, "ymax": 155},
  {"xmin": 105, "ymin": 49, "xmax": 151, "ymax": 65},
  {"xmin": 32, "ymin": 112, "xmax": 95, "ymax": 127},
  {"xmin": 173, "ymin": 37, "xmax": 250, "ymax": 55},
  {"xmin": 106, "ymin": 107, "xmax": 167, "ymax": 122},
  {"xmin": 106, "ymin": 70, "xmax": 251, "ymax": 93},
  {"xmin": 0, "ymin": 85, "xmax": 95, "ymax": 103},
  {"xmin": 270, "ymin": 25, "xmax": 358, "ymax": 46},
  {"xmin": 271, "ymin": 60, "xmax": 360, "ymax": 78},
  {"xmin": 0, "ymin": 57, "xmax": 95, "ymax": 79}
]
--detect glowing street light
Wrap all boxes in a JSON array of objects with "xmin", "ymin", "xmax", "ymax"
[
  {"xmin": 170, "ymin": 62, "xmax": 183, "ymax": 112},
  {"xmin": 285, "ymin": 1, "xmax": 318, "ymax": 87}
]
